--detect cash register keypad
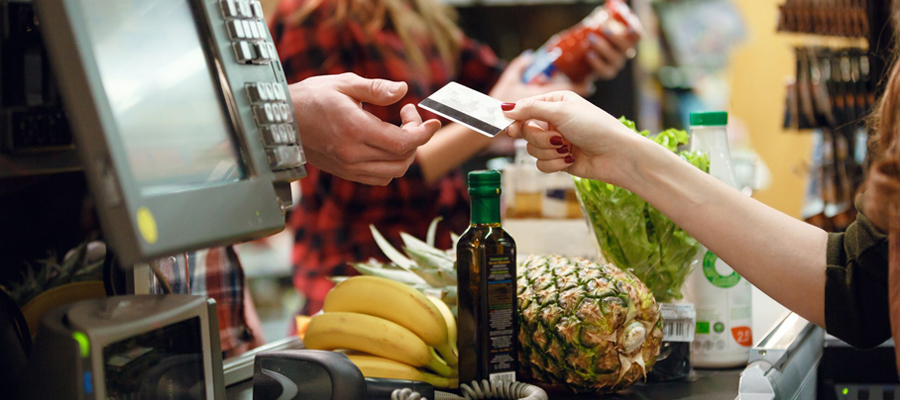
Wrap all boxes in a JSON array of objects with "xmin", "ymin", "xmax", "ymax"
[
  {"xmin": 220, "ymin": 0, "xmax": 273, "ymax": 64},
  {"xmin": 247, "ymin": 82, "xmax": 301, "ymax": 170}
]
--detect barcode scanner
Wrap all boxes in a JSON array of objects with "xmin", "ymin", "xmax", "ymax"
[{"xmin": 252, "ymin": 350, "xmax": 434, "ymax": 400}]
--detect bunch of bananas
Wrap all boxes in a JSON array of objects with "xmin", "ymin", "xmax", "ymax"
[{"xmin": 303, "ymin": 276, "xmax": 460, "ymax": 389}]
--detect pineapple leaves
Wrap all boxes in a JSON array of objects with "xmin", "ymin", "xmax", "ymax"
[
  {"xmin": 369, "ymin": 224, "xmax": 415, "ymax": 271},
  {"xmin": 350, "ymin": 261, "xmax": 427, "ymax": 285},
  {"xmin": 426, "ymin": 217, "xmax": 442, "ymax": 247}
]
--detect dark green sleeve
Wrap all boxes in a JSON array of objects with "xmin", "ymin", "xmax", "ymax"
[{"xmin": 825, "ymin": 211, "xmax": 890, "ymax": 348}]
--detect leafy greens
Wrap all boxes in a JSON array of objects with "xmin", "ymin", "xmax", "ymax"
[{"xmin": 573, "ymin": 117, "xmax": 709, "ymax": 302}]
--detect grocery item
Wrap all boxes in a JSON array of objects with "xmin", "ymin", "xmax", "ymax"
[
  {"xmin": 345, "ymin": 353, "xmax": 459, "ymax": 389},
  {"xmin": 574, "ymin": 118, "xmax": 708, "ymax": 381},
  {"xmin": 456, "ymin": 170, "xmax": 518, "ymax": 384},
  {"xmin": 574, "ymin": 118, "xmax": 709, "ymax": 303},
  {"xmin": 522, "ymin": 0, "xmax": 640, "ymax": 84},
  {"xmin": 323, "ymin": 276, "xmax": 457, "ymax": 366},
  {"xmin": 684, "ymin": 111, "xmax": 753, "ymax": 368},
  {"xmin": 517, "ymin": 255, "xmax": 662, "ymax": 393},
  {"xmin": 507, "ymin": 139, "xmax": 543, "ymax": 218},
  {"xmin": 426, "ymin": 295, "xmax": 458, "ymax": 356},
  {"xmin": 303, "ymin": 311, "xmax": 454, "ymax": 377}
]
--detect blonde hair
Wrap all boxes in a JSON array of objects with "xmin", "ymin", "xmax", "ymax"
[
  {"xmin": 284, "ymin": 0, "xmax": 463, "ymax": 77},
  {"xmin": 870, "ymin": 1, "xmax": 900, "ymax": 163}
]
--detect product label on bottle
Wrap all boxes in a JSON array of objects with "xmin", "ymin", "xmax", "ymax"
[
  {"xmin": 660, "ymin": 303, "xmax": 695, "ymax": 343},
  {"xmin": 485, "ymin": 255, "xmax": 516, "ymax": 379},
  {"xmin": 702, "ymin": 251, "xmax": 742, "ymax": 288}
]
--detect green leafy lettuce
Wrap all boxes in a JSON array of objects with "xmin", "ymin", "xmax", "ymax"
[{"xmin": 573, "ymin": 117, "xmax": 709, "ymax": 302}]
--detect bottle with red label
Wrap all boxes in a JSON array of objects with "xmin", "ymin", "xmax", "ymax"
[{"xmin": 522, "ymin": 0, "xmax": 640, "ymax": 84}]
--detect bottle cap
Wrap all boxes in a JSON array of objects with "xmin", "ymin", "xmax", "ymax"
[
  {"xmin": 690, "ymin": 112, "xmax": 728, "ymax": 126},
  {"xmin": 468, "ymin": 170, "xmax": 502, "ymax": 198}
]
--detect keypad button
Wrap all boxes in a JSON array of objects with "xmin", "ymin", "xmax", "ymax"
[
  {"xmin": 260, "ymin": 126, "xmax": 277, "ymax": 146},
  {"xmin": 226, "ymin": 20, "xmax": 245, "ymax": 40},
  {"xmin": 237, "ymin": 0, "xmax": 253, "ymax": 18},
  {"xmin": 246, "ymin": 84, "xmax": 263, "ymax": 103},
  {"xmin": 267, "ymin": 43, "xmax": 278, "ymax": 60},
  {"xmin": 251, "ymin": 0, "xmax": 265, "ymax": 19},
  {"xmin": 253, "ymin": 42, "xmax": 271, "ymax": 64},
  {"xmin": 272, "ymin": 84, "xmax": 286, "ymax": 101},
  {"xmin": 219, "ymin": 0, "xmax": 239, "ymax": 18},
  {"xmin": 256, "ymin": 21, "xmax": 269, "ymax": 39},
  {"xmin": 233, "ymin": 41, "xmax": 254, "ymax": 63},
  {"xmin": 239, "ymin": 20, "xmax": 252, "ymax": 39},
  {"xmin": 247, "ymin": 20, "xmax": 260, "ymax": 39},
  {"xmin": 280, "ymin": 104, "xmax": 293, "ymax": 123},
  {"xmin": 253, "ymin": 104, "xmax": 276, "ymax": 124},
  {"xmin": 283, "ymin": 124, "xmax": 297, "ymax": 143},
  {"xmin": 261, "ymin": 83, "xmax": 275, "ymax": 101}
]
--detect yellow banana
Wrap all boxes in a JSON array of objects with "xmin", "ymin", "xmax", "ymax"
[
  {"xmin": 323, "ymin": 276, "xmax": 458, "ymax": 366},
  {"xmin": 346, "ymin": 353, "xmax": 459, "ymax": 389},
  {"xmin": 304, "ymin": 312, "xmax": 453, "ymax": 376},
  {"xmin": 426, "ymin": 295, "xmax": 458, "ymax": 358}
]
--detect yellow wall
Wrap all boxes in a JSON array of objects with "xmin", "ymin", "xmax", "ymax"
[{"xmin": 729, "ymin": 0, "xmax": 812, "ymax": 218}]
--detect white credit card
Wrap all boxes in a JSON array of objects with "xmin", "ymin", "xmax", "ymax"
[{"xmin": 418, "ymin": 82, "xmax": 514, "ymax": 138}]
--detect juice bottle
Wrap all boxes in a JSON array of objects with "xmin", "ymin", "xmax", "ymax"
[{"xmin": 522, "ymin": 0, "xmax": 639, "ymax": 84}]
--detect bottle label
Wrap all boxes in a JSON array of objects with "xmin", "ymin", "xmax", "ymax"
[
  {"xmin": 702, "ymin": 251, "xmax": 742, "ymax": 288},
  {"xmin": 485, "ymin": 254, "xmax": 516, "ymax": 375}
]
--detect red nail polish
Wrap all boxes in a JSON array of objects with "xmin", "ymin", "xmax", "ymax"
[
  {"xmin": 501, "ymin": 103, "xmax": 516, "ymax": 111},
  {"xmin": 550, "ymin": 136, "xmax": 564, "ymax": 146},
  {"xmin": 556, "ymin": 146, "xmax": 569, "ymax": 154},
  {"xmin": 565, "ymin": 155, "xmax": 575, "ymax": 164}
]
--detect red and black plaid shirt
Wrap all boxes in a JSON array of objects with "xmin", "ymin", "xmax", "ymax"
[{"xmin": 270, "ymin": 0, "xmax": 503, "ymax": 315}]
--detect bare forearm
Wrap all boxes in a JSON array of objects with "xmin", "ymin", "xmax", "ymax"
[
  {"xmin": 618, "ymin": 137, "xmax": 829, "ymax": 327},
  {"xmin": 416, "ymin": 124, "xmax": 493, "ymax": 185}
]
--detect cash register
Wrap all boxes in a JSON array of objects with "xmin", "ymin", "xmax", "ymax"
[{"xmin": 6, "ymin": 0, "xmax": 309, "ymax": 398}]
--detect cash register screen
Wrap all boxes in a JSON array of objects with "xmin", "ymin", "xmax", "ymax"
[
  {"xmin": 78, "ymin": 0, "xmax": 246, "ymax": 195},
  {"xmin": 103, "ymin": 317, "xmax": 207, "ymax": 400}
]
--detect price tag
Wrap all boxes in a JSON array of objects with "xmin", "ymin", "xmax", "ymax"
[{"xmin": 660, "ymin": 303, "xmax": 695, "ymax": 343}]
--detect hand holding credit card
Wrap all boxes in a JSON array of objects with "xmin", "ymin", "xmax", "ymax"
[{"xmin": 418, "ymin": 82, "xmax": 515, "ymax": 138}]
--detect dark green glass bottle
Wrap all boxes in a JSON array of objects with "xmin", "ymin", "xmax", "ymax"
[{"xmin": 456, "ymin": 170, "xmax": 517, "ymax": 384}]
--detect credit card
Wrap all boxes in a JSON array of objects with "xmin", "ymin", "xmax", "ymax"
[{"xmin": 418, "ymin": 82, "xmax": 514, "ymax": 138}]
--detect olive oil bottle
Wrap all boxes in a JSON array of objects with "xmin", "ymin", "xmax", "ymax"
[{"xmin": 456, "ymin": 170, "xmax": 517, "ymax": 384}]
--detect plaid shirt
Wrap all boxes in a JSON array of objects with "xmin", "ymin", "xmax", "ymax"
[
  {"xmin": 270, "ymin": 0, "xmax": 504, "ymax": 315},
  {"xmin": 153, "ymin": 246, "xmax": 250, "ymax": 353}
]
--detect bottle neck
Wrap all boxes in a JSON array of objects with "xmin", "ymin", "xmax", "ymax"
[
  {"xmin": 690, "ymin": 126, "xmax": 730, "ymax": 155},
  {"xmin": 470, "ymin": 195, "xmax": 501, "ymax": 225}
]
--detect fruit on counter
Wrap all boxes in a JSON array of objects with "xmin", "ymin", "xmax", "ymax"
[
  {"xmin": 303, "ymin": 311, "xmax": 453, "ymax": 377},
  {"xmin": 334, "ymin": 218, "xmax": 459, "ymax": 313},
  {"xmin": 345, "ymin": 353, "xmax": 459, "ymax": 389},
  {"xmin": 322, "ymin": 276, "xmax": 458, "ymax": 366},
  {"xmin": 517, "ymin": 255, "xmax": 663, "ymax": 393},
  {"xmin": 295, "ymin": 315, "xmax": 312, "ymax": 339},
  {"xmin": 426, "ymin": 295, "xmax": 458, "ymax": 357}
]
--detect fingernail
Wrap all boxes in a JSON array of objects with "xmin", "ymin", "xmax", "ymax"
[
  {"xmin": 628, "ymin": 27, "xmax": 638, "ymax": 36},
  {"xmin": 557, "ymin": 145, "xmax": 570, "ymax": 154},
  {"xmin": 522, "ymin": 49, "xmax": 534, "ymax": 56},
  {"xmin": 565, "ymin": 155, "xmax": 575, "ymax": 164},
  {"xmin": 586, "ymin": 51, "xmax": 598, "ymax": 60},
  {"xmin": 603, "ymin": 27, "xmax": 613, "ymax": 37},
  {"xmin": 501, "ymin": 102, "xmax": 516, "ymax": 111},
  {"xmin": 588, "ymin": 33, "xmax": 600, "ymax": 44},
  {"xmin": 550, "ymin": 136, "xmax": 564, "ymax": 146}
]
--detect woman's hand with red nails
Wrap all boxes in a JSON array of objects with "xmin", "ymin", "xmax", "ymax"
[{"xmin": 502, "ymin": 90, "xmax": 649, "ymax": 185}]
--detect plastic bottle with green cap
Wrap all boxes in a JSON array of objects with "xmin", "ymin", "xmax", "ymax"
[
  {"xmin": 684, "ymin": 111, "xmax": 753, "ymax": 368},
  {"xmin": 456, "ymin": 170, "xmax": 518, "ymax": 384}
]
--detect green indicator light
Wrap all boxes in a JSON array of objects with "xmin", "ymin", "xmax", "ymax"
[
  {"xmin": 255, "ymin": 210, "xmax": 260, "ymax": 216},
  {"xmin": 72, "ymin": 332, "xmax": 90, "ymax": 358},
  {"xmin": 842, "ymin": 388, "xmax": 849, "ymax": 396}
]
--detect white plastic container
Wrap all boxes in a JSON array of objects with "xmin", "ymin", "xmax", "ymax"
[{"xmin": 684, "ymin": 112, "xmax": 753, "ymax": 368}]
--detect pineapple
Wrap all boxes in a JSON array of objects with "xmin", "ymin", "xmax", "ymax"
[
  {"xmin": 337, "ymin": 219, "xmax": 663, "ymax": 393},
  {"xmin": 517, "ymin": 255, "xmax": 662, "ymax": 393}
]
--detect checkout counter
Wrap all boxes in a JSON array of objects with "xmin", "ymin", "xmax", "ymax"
[{"xmin": 1, "ymin": 0, "xmax": 897, "ymax": 399}]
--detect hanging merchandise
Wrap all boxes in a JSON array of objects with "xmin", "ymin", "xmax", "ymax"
[
  {"xmin": 777, "ymin": 0, "xmax": 869, "ymax": 37},
  {"xmin": 783, "ymin": 46, "xmax": 871, "ymax": 232},
  {"xmin": 684, "ymin": 112, "xmax": 753, "ymax": 368}
]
